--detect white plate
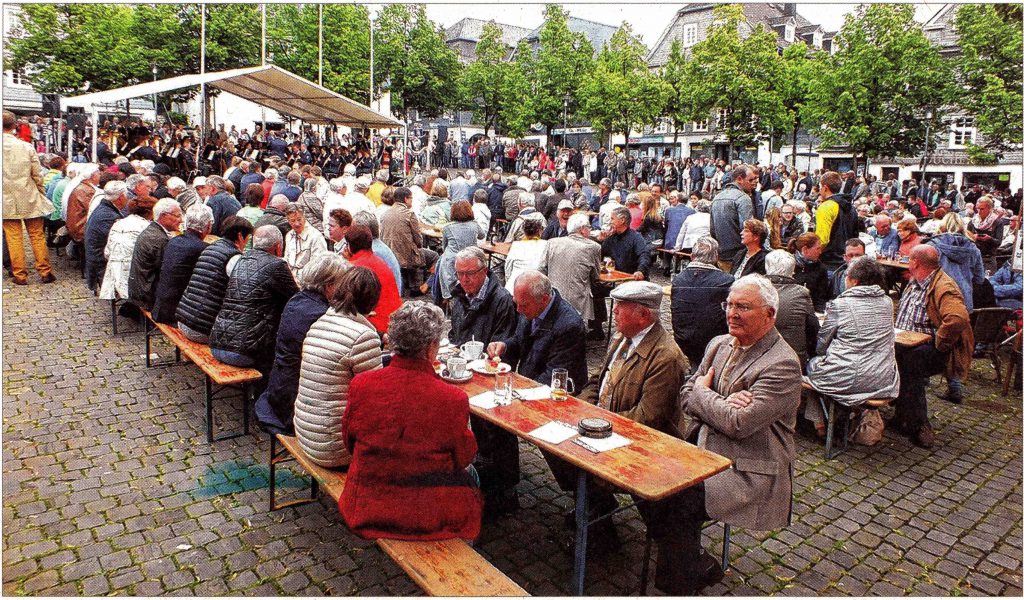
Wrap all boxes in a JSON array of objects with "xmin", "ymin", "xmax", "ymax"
[{"xmin": 468, "ymin": 359, "xmax": 512, "ymax": 375}]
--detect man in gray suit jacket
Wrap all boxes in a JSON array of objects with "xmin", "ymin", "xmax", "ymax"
[{"xmin": 664, "ymin": 274, "xmax": 802, "ymax": 595}]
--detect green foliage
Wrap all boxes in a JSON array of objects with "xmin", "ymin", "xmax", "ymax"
[
  {"xmin": 268, "ymin": 4, "xmax": 371, "ymax": 104},
  {"xmin": 778, "ymin": 42, "xmax": 822, "ymax": 166},
  {"xmin": 5, "ymin": 4, "xmax": 148, "ymax": 94},
  {"xmin": 805, "ymin": 4, "xmax": 951, "ymax": 167},
  {"xmin": 579, "ymin": 22, "xmax": 670, "ymax": 149},
  {"xmin": 659, "ymin": 40, "xmax": 691, "ymax": 142},
  {"xmin": 677, "ymin": 4, "xmax": 785, "ymax": 159},
  {"xmin": 953, "ymin": 4, "xmax": 1023, "ymax": 159},
  {"xmin": 373, "ymin": 4, "xmax": 461, "ymax": 118},
  {"xmin": 529, "ymin": 5, "xmax": 594, "ymax": 132}
]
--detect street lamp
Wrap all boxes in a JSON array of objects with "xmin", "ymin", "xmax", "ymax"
[
  {"xmin": 151, "ymin": 65, "xmax": 158, "ymax": 123},
  {"xmin": 921, "ymin": 109, "xmax": 934, "ymax": 188},
  {"xmin": 562, "ymin": 92, "xmax": 570, "ymax": 148}
]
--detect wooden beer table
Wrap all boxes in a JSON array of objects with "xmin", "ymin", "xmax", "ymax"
[
  {"xmin": 454, "ymin": 371, "xmax": 731, "ymax": 594},
  {"xmin": 600, "ymin": 269, "xmax": 641, "ymax": 340},
  {"xmin": 895, "ymin": 329, "xmax": 931, "ymax": 347}
]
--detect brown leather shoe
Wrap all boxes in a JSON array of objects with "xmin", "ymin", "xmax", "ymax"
[
  {"xmin": 11, "ymin": 277, "xmax": 27, "ymax": 285},
  {"xmin": 914, "ymin": 425, "xmax": 935, "ymax": 448},
  {"xmin": 40, "ymin": 273, "xmax": 56, "ymax": 284}
]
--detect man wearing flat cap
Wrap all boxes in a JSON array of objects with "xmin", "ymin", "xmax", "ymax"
[
  {"xmin": 541, "ymin": 199, "xmax": 574, "ymax": 240},
  {"xmin": 544, "ymin": 280, "xmax": 689, "ymax": 553}
]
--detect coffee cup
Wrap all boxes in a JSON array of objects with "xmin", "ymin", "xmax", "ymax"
[
  {"xmin": 447, "ymin": 357, "xmax": 467, "ymax": 379},
  {"xmin": 461, "ymin": 340, "xmax": 484, "ymax": 361}
]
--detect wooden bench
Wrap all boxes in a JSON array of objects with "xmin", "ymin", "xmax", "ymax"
[
  {"xmin": 802, "ymin": 382, "xmax": 892, "ymax": 459},
  {"xmin": 269, "ymin": 435, "xmax": 528, "ymax": 597},
  {"xmin": 143, "ymin": 311, "xmax": 261, "ymax": 442}
]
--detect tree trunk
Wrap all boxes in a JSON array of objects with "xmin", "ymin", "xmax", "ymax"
[{"xmin": 791, "ymin": 121, "xmax": 799, "ymax": 170}]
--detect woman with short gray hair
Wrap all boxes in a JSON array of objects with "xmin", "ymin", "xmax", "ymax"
[
  {"xmin": 338, "ymin": 298, "xmax": 483, "ymax": 541},
  {"xmin": 674, "ymin": 199, "xmax": 712, "ymax": 252},
  {"xmin": 293, "ymin": 266, "xmax": 383, "ymax": 466},
  {"xmin": 804, "ymin": 256, "xmax": 899, "ymax": 438},
  {"xmin": 255, "ymin": 253, "xmax": 351, "ymax": 436}
]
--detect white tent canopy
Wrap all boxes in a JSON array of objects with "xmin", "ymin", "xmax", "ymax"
[{"xmin": 61, "ymin": 64, "xmax": 401, "ymax": 128}]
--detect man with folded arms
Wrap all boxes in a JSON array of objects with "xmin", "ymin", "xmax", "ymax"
[{"xmin": 675, "ymin": 274, "xmax": 802, "ymax": 595}]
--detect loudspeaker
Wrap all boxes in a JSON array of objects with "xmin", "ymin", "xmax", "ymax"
[
  {"xmin": 436, "ymin": 124, "xmax": 448, "ymax": 145},
  {"xmin": 42, "ymin": 93, "xmax": 60, "ymax": 117},
  {"xmin": 65, "ymin": 113, "xmax": 87, "ymax": 131}
]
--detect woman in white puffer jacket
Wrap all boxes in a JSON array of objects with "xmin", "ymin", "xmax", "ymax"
[{"xmin": 293, "ymin": 266, "xmax": 383, "ymax": 468}]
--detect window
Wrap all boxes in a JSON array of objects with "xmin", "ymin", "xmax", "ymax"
[
  {"xmin": 683, "ymin": 24, "xmax": 697, "ymax": 48},
  {"xmin": 656, "ymin": 118, "xmax": 669, "ymax": 133},
  {"xmin": 7, "ymin": 68, "xmax": 28, "ymax": 87},
  {"xmin": 716, "ymin": 108, "xmax": 729, "ymax": 129},
  {"xmin": 784, "ymin": 24, "xmax": 795, "ymax": 42},
  {"xmin": 949, "ymin": 116, "xmax": 976, "ymax": 149},
  {"xmin": 692, "ymin": 119, "xmax": 708, "ymax": 132}
]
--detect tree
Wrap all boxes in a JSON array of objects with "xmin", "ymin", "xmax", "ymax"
[
  {"xmin": 373, "ymin": 4, "xmax": 460, "ymax": 119},
  {"xmin": 953, "ymin": 4, "xmax": 1023, "ymax": 162},
  {"xmin": 267, "ymin": 4, "xmax": 371, "ymax": 104},
  {"xmin": 678, "ymin": 4, "xmax": 785, "ymax": 161},
  {"xmin": 659, "ymin": 40, "xmax": 691, "ymax": 151},
  {"xmin": 5, "ymin": 4, "xmax": 148, "ymax": 94},
  {"xmin": 579, "ymin": 23, "xmax": 670, "ymax": 153},
  {"xmin": 458, "ymin": 22, "xmax": 508, "ymax": 136},
  {"xmin": 805, "ymin": 4, "xmax": 951, "ymax": 170},
  {"xmin": 778, "ymin": 42, "xmax": 822, "ymax": 168},
  {"xmin": 530, "ymin": 5, "xmax": 594, "ymax": 142}
]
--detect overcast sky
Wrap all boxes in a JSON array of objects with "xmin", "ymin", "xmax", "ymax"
[{"xmin": 418, "ymin": 2, "xmax": 943, "ymax": 48}]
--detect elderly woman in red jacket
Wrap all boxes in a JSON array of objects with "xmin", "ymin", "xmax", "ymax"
[{"xmin": 340, "ymin": 301, "xmax": 483, "ymax": 541}]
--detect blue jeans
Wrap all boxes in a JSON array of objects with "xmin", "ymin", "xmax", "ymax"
[{"xmin": 211, "ymin": 348, "xmax": 256, "ymax": 368}]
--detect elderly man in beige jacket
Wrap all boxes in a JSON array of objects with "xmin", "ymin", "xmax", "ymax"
[
  {"xmin": 670, "ymin": 274, "xmax": 803, "ymax": 595},
  {"xmin": 2, "ymin": 110, "xmax": 54, "ymax": 284}
]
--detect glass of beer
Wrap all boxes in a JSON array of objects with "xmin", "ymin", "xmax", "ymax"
[{"xmin": 551, "ymin": 368, "xmax": 574, "ymax": 401}]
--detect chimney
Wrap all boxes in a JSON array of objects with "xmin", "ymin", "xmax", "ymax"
[{"xmin": 782, "ymin": 3, "xmax": 797, "ymax": 17}]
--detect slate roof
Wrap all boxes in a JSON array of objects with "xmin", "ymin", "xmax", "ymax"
[
  {"xmin": 647, "ymin": 3, "xmax": 823, "ymax": 67},
  {"xmin": 523, "ymin": 15, "xmax": 621, "ymax": 57},
  {"xmin": 444, "ymin": 17, "xmax": 531, "ymax": 49}
]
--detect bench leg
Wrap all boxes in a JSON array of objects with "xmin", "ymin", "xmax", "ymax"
[
  {"xmin": 573, "ymin": 470, "xmax": 590, "ymax": 595},
  {"xmin": 722, "ymin": 523, "xmax": 731, "ymax": 572},
  {"xmin": 269, "ymin": 435, "xmax": 321, "ymax": 511},
  {"xmin": 205, "ymin": 377, "xmax": 252, "ymax": 443},
  {"xmin": 111, "ymin": 299, "xmax": 118, "ymax": 335},
  {"xmin": 145, "ymin": 318, "xmax": 153, "ymax": 368}
]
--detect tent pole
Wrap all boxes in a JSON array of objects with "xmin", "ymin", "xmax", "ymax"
[
  {"xmin": 318, "ymin": 4, "xmax": 323, "ymax": 87},
  {"xmin": 403, "ymin": 110, "xmax": 409, "ymax": 178},
  {"xmin": 91, "ymin": 105, "xmax": 98, "ymax": 163},
  {"xmin": 199, "ymin": 4, "xmax": 206, "ymax": 166},
  {"xmin": 67, "ymin": 120, "xmax": 73, "ymax": 160}
]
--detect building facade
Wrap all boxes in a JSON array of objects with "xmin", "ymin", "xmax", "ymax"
[{"xmin": 866, "ymin": 3, "xmax": 1022, "ymax": 192}]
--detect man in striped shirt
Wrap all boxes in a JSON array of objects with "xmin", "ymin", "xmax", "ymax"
[{"xmin": 892, "ymin": 245, "xmax": 973, "ymax": 448}]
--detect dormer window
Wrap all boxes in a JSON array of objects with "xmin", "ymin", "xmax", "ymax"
[{"xmin": 784, "ymin": 23, "xmax": 795, "ymax": 42}]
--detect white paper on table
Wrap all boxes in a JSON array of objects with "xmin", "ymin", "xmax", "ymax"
[
  {"xmin": 573, "ymin": 432, "xmax": 631, "ymax": 453},
  {"xmin": 517, "ymin": 385, "xmax": 552, "ymax": 401},
  {"xmin": 528, "ymin": 420, "xmax": 578, "ymax": 444},
  {"xmin": 468, "ymin": 391, "xmax": 499, "ymax": 410}
]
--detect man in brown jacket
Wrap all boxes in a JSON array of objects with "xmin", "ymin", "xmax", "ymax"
[
  {"xmin": 892, "ymin": 244, "xmax": 973, "ymax": 448},
  {"xmin": 379, "ymin": 186, "xmax": 437, "ymax": 295},
  {"xmin": 676, "ymin": 274, "xmax": 803, "ymax": 594},
  {"xmin": 2, "ymin": 110, "xmax": 55, "ymax": 284}
]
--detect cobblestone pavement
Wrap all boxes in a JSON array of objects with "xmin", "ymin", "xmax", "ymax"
[{"xmin": 3, "ymin": 253, "xmax": 1022, "ymax": 596}]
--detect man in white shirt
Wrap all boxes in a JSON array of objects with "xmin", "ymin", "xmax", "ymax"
[
  {"xmin": 284, "ymin": 203, "xmax": 327, "ymax": 282},
  {"xmin": 341, "ymin": 176, "xmax": 377, "ymax": 218}
]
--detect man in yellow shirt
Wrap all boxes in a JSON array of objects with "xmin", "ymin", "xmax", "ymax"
[
  {"xmin": 367, "ymin": 168, "xmax": 388, "ymax": 206},
  {"xmin": 814, "ymin": 171, "xmax": 860, "ymax": 277}
]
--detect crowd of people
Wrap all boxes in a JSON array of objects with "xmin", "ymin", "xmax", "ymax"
[{"xmin": 5, "ymin": 104, "xmax": 1022, "ymax": 595}]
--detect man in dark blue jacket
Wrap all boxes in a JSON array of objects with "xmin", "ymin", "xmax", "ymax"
[
  {"xmin": 203, "ymin": 176, "xmax": 242, "ymax": 236},
  {"xmin": 83, "ymin": 180, "xmax": 129, "ymax": 291},
  {"xmin": 151, "ymin": 204, "xmax": 213, "ymax": 324},
  {"xmin": 670, "ymin": 236, "xmax": 734, "ymax": 367},
  {"xmin": 238, "ymin": 162, "xmax": 265, "ymax": 201},
  {"xmin": 662, "ymin": 193, "xmax": 695, "ymax": 275},
  {"xmin": 590, "ymin": 206, "xmax": 651, "ymax": 338},
  {"xmin": 487, "ymin": 270, "xmax": 588, "ymax": 389}
]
